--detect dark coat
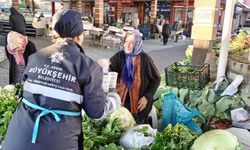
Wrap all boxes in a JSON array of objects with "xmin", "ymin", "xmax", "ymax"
[
  {"xmin": 162, "ymin": 24, "xmax": 170, "ymax": 36},
  {"xmin": 3, "ymin": 41, "xmax": 106, "ymax": 150},
  {"xmin": 9, "ymin": 7, "xmax": 26, "ymax": 35},
  {"xmin": 4, "ymin": 39, "xmax": 37, "ymax": 84},
  {"xmin": 110, "ymin": 51, "xmax": 160, "ymax": 121}
]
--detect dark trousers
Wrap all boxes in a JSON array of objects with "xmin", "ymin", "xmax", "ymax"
[
  {"xmin": 175, "ymin": 33, "xmax": 180, "ymax": 42},
  {"xmin": 124, "ymin": 94, "xmax": 148, "ymax": 124},
  {"xmin": 162, "ymin": 34, "xmax": 169, "ymax": 45}
]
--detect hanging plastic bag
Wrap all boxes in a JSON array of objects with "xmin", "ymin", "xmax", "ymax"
[
  {"xmin": 162, "ymin": 93, "xmax": 202, "ymax": 135},
  {"xmin": 119, "ymin": 124, "xmax": 157, "ymax": 149},
  {"xmin": 221, "ymin": 75, "xmax": 244, "ymax": 96}
]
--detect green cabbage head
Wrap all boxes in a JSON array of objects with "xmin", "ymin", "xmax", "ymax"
[
  {"xmin": 108, "ymin": 107, "xmax": 136, "ymax": 131},
  {"xmin": 191, "ymin": 129, "xmax": 241, "ymax": 150}
]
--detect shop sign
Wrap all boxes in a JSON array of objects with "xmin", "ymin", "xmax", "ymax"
[
  {"xmin": 123, "ymin": 7, "xmax": 137, "ymax": 13},
  {"xmin": 193, "ymin": 8, "xmax": 213, "ymax": 25},
  {"xmin": 157, "ymin": 5, "xmax": 171, "ymax": 12},
  {"xmin": 108, "ymin": 0, "xmax": 133, "ymax": 6},
  {"xmin": 174, "ymin": 2, "xmax": 194, "ymax": 7}
]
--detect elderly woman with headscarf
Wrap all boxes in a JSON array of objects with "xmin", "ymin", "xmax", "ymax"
[
  {"xmin": 3, "ymin": 9, "xmax": 120, "ymax": 150},
  {"xmin": 108, "ymin": 30, "xmax": 160, "ymax": 124},
  {"xmin": 5, "ymin": 31, "xmax": 36, "ymax": 84}
]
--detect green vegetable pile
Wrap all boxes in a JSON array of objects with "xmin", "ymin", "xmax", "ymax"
[
  {"xmin": 0, "ymin": 86, "xmax": 20, "ymax": 140},
  {"xmin": 212, "ymin": 30, "xmax": 250, "ymax": 63},
  {"xmin": 150, "ymin": 124, "xmax": 197, "ymax": 150},
  {"xmin": 180, "ymin": 46, "xmax": 193, "ymax": 65},
  {"xmin": 166, "ymin": 62, "xmax": 209, "ymax": 90},
  {"xmin": 83, "ymin": 107, "xmax": 135, "ymax": 150},
  {"xmin": 191, "ymin": 86, "xmax": 245, "ymax": 120},
  {"xmin": 98, "ymin": 143, "xmax": 124, "ymax": 150},
  {"xmin": 153, "ymin": 85, "xmax": 245, "ymax": 125}
]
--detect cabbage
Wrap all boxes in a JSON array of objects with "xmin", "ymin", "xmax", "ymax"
[
  {"xmin": 108, "ymin": 107, "xmax": 136, "ymax": 131},
  {"xmin": 83, "ymin": 107, "xmax": 135, "ymax": 150},
  {"xmin": 191, "ymin": 129, "xmax": 241, "ymax": 150}
]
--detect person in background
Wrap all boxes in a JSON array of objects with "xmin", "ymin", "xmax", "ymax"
[
  {"xmin": 26, "ymin": 6, "xmax": 31, "ymax": 12},
  {"xmin": 88, "ymin": 14, "xmax": 94, "ymax": 23},
  {"xmin": 4, "ymin": 31, "xmax": 36, "ymax": 84},
  {"xmin": 60, "ymin": 3, "xmax": 65, "ymax": 10},
  {"xmin": 237, "ymin": 24, "xmax": 242, "ymax": 34},
  {"xmin": 9, "ymin": 7, "xmax": 26, "ymax": 35},
  {"xmin": 173, "ymin": 20, "xmax": 182, "ymax": 42},
  {"xmin": 3, "ymin": 9, "xmax": 120, "ymax": 150},
  {"xmin": 132, "ymin": 16, "xmax": 139, "ymax": 29},
  {"xmin": 162, "ymin": 19, "xmax": 170, "ymax": 45},
  {"xmin": 99, "ymin": 30, "xmax": 160, "ymax": 124},
  {"xmin": 38, "ymin": 12, "xmax": 44, "ymax": 21}
]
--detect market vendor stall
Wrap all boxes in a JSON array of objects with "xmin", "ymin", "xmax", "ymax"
[{"xmin": 0, "ymin": 76, "xmax": 249, "ymax": 150}]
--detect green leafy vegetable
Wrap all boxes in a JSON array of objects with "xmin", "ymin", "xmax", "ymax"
[
  {"xmin": 215, "ymin": 96, "xmax": 232, "ymax": 113},
  {"xmin": 150, "ymin": 124, "xmax": 197, "ymax": 150},
  {"xmin": 83, "ymin": 107, "xmax": 135, "ymax": 150},
  {"xmin": 0, "ymin": 87, "xmax": 19, "ymax": 140},
  {"xmin": 179, "ymin": 88, "xmax": 189, "ymax": 103}
]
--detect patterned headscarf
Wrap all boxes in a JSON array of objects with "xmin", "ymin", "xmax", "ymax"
[
  {"xmin": 122, "ymin": 30, "xmax": 143, "ymax": 89},
  {"xmin": 7, "ymin": 31, "xmax": 28, "ymax": 65}
]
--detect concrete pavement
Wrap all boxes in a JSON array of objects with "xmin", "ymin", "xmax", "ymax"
[{"xmin": 0, "ymin": 35, "xmax": 192, "ymax": 86}]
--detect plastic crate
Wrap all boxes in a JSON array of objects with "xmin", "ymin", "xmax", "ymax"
[{"xmin": 165, "ymin": 62, "xmax": 210, "ymax": 90}]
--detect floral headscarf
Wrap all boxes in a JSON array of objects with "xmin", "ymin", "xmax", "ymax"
[
  {"xmin": 7, "ymin": 31, "xmax": 28, "ymax": 65},
  {"xmin": 122, "ymin": 30, "xmax": 143, "ymax": 89}
]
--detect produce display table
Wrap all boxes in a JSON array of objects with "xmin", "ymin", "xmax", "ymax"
[{"xmin": 0, "ymin": 20, "xmax": 44, "ymax": 37}]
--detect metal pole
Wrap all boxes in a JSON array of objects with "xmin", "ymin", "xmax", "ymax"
[
  {"xmin": 51, "ymin": 1, "xmax": 55, "ymax": 16},
  {"xmin": 216, "ymin": 0, "xmax": 235, "ymax": 79},
  {"xmin": 32, "ymin": 0, "xmax": 34, "ymax": 16}
]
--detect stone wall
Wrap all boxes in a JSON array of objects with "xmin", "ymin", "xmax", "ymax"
[
  {"xmin": 205, "ymin": 52, "xmax": 250, "ymax": 107},
  {"xmin": 227, "ymin": 60, "xmax": 250, "ymax": 107}
]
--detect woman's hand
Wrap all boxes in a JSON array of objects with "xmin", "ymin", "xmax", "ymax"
[
  {"xmin": 138, "ymin": 96, "xmax": 148, "ymax": 112},
  {"xmin": 97, "ymin": 59, "xmax": 111, "ymax": 67},
  {"xmin": 97, "ymin": 59, "xmax": 105, "ymax": 68}
]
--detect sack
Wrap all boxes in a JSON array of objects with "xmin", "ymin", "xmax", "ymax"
[
  {"xmin": 119, "ymin": 124, "xmax": 157, "ymax": 149},
  {"xmin": 162, "ymin": 93, "xmax": 203, "ymax": 134}
]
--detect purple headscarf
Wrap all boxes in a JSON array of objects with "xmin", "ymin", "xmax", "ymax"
[{"xmin": 122, "ymin": 30, "xmax": 143, "ymax": 89}]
